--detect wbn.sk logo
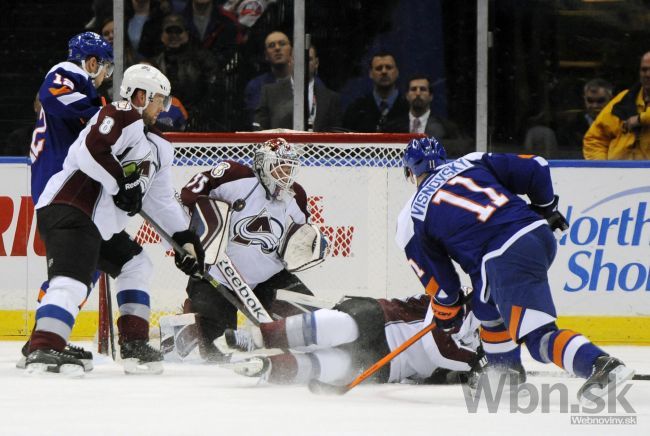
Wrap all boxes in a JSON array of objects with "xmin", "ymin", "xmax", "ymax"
[{"xmin": 461, "ymin": 372, "xmax": 636, "ymax": 416}]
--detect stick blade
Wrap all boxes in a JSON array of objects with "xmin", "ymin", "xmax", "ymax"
[{"xmin": 307, "ymin": 379, "xmax": 350, "ymax": 395}]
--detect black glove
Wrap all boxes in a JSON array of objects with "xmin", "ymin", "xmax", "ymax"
[
  {"xmin": 529, "ymin": 195, "xmax": 569, "ymax": 234},
  {"xmin": 114, "ymin": 172, "xmax": 144, "ymax": 216},
  {"xmin": 172, "ymin": 230, "xmax": 205, "ymax": 278},
  {"xmin": 431, "ymin": 296, "xmax": 464, "ymax": 332}
]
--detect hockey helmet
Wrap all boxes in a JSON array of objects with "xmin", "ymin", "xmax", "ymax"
[
  {"xmin": 403, "ymin": 137, "xmax": 447, "ymax": 180},
  {"xmin": 120, "ymin": 64, "xmax": 172, "ymax": 113},
  {"xmin": 253, "ymin": 138, "xmax": 301, "ymax": 199},
  {"xmin": 68, "ymin": 32, "xmax": 114, "ymax": 78}
]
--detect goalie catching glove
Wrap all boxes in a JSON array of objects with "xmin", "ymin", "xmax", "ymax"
[
  {"xmin": 172, "ymin": 230, "xmax": 205, "ymax": 277},
  {"xmin": 278, "ymin": 222, "xmax": 329, "ymax": 272}
]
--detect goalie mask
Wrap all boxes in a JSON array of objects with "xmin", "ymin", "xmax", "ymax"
[
  {"xmin": 253, "ymin": 138, "xmax": 300, "ymax": 199},
  {"xmin": 120, "ymin": 64, "xmax": 172, "ymax": 114}
]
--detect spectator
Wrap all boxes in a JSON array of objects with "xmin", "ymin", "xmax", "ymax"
[
  {"xmin": 100, "ymin": 18, "xmax": 137, "ymax": 68},
  {"xmin": 151, "ymin": 13, "xmax": 224, "ymax": 131},
  {"xmin": 254, "ymin": 45, "xmax": 341, "ymax": 132},
  {"xmin": 550, "ymin": 78, "xmax": 613, "ymax": 158},
  {"xmin": 244, "ymin": 30, "xmax": 293, "ymax": 128},
  {"xmin": 156, "ymin": 96, "xmax": 190, "ymax": 131},
  {"xmin": 403, "ymin": 75, "xmax": 471, "ymax": 156},
  {"xmin": 2, "ymin": 94, "xmax": 41, "ymax": 157},
  {"xmin": 182, "ymin": 0, "xmax": 241, "ymax": 64},
  {"xmin": 584, "ymin": 52, "xmax": 650, "ymax": 160},
  {"xmin": 127, "ymin": 0, "xmax": 168, "ymax": 59},
  {"xmin": 342, "ymin": 52, "xmax": 409, "ymax": 133}
]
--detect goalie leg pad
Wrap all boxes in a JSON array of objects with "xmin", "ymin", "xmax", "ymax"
[{"xmin": 186, "ymin": 277, "xmax": 237, "ymax": 359}]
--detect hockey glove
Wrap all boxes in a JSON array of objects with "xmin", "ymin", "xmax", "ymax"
[
  {"xmin": 114, "ymin": 171, "xmax": 144, "ymax": 216},
  {"xmin": 529, "ymin": 195, "xmax": 569, "ymax": 235},
  {"xmin": 431, "ymin": 297, "xmax": 464, "ymax": 332},
  {"xmin": 172, "ymin": 230, "xmax": 205, "ymax": 278}
]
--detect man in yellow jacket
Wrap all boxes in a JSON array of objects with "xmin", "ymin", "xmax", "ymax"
[{"xmin": 583, "ymin": 52, "xmax": 650, "ymax": 160}]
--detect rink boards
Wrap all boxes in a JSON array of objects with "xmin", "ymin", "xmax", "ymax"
[{"xmin": 0, "ymin": 157, "xmax": 648, "ymax": 343}]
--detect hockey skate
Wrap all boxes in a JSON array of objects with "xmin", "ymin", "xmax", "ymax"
[
  {"xmin": 230, "ymin": 356, "xmax": 271, "ymax": 380},
  {"xmin": 24, "ymin": 349, "xmax": 85, "ymax": 377},
  {"xmin": 17, "ymin": 342, "xmax": 93, "ymax": 372},
  {"xmin": 466, "ymin": 360, "xmax": 527, "ymax": 398},
  {"xmin": 120, "ymin": 340, "xmax": 164, "ymax": 375},
  {"xmin": 577, "ymin": 356, "xmax": 635, "ymax": 401},
  {"xmin": 215, "ymin": 328, "xmax": 263, "ymax": 353}
]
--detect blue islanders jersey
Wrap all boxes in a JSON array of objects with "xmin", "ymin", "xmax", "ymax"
[
  {"xmin": 395, "ymin": 152, "xmax": 554, "ymax": 305},
  {"xmin": 30, "ymin": 61, "xmax": 101, "ymax": 203}
]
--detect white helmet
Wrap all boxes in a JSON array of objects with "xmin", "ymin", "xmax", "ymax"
[
  {"xmin": 120, "ymin": 64, "xmax": 172, "ymax": 113},
  {"xmin": 253, "ymin": 138, "xmax": 301, "ymax": 199}
]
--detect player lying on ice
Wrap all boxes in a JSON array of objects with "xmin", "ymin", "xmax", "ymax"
[
  {"xmin": 162, "ymin": 138, "xmax": 328, "ymax": 362},
  {"xmin": 23, "ymin": 64, "xmax": 204, "ymax": 376},
  {"xmin": 397, "ymin": 137, "xmax": 634, "ymax": 400},
  {"xmin": 216, "ymin": 290, "xmax": 483, "ymax": 386}
]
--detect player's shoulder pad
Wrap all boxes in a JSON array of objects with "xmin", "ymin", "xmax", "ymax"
[
  {"xmin": 103, "ymin": 100, "xmax": 142, "ymax": 127},
  {"xmin": 395, "ymin": 193, "xmax": 417, "ymax": 250},
  {"xmin": 462, "ymin": 152, "xmax": 487, "ymax": 162},
  {"xmin": 215, "ymin": 160, "xmax": 255, "ymax": 179}
]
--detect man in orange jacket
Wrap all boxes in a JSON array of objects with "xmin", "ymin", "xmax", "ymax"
[{"xmin": 583, "ymin": 51, "xmax": 650, "ymax": 160}]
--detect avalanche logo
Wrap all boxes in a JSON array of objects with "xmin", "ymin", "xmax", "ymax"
[
  {"xmin": 231, "ymin": 209, "xmax": 284, "ymax": 254},
  {"xmin": 559, "ymin": 187, "xmax": 650, "ymax": 292}
]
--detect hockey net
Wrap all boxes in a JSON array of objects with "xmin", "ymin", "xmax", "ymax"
[{"xmin": 97, "ymin": 132, "xmax": 419, "ymax": 351}]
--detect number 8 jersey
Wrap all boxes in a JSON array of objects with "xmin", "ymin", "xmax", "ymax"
[{"xmin": 395, "ymin": 152, "xmax": 555, "ymax": 305}]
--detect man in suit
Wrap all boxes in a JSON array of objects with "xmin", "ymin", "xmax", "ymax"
[
  {"xmin": 404, "ymin": 75, "xmax": 471, "ymax": 156},
  {"xmin": 244, "ymin": 31, "xmax": 294, "ymax": 129},
  {"xmin": 342, "ymin": 52, "xmax": 409, "ymax": 133},
  {"xmin": 254, "ymin": 45, "xmax": 341, "ymax": 132}
]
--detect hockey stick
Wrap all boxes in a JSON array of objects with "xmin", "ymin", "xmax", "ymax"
[
  {"xmin": 105, "ymin": 274, "xmax": 116, "ymax": 360},
  {"xmin": 309, "ymin": 290, "xmax": 475, "ymax": 395},
  {"xmin": 308, "ymin": 321, "xmax": 438, "ymax": 395},
  {"xmin": 139, "ymin": 210, "xmax": 272, "ymax": 326},
  {"xmin": 527, "ymin": 370, "xmax": 650, "ymax": 381}
]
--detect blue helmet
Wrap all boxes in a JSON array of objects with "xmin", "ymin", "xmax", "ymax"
[
  {"xmin": 403, "ymin": 137, "xmax": 447, "ymax": 179},
  {"xmin": 67, "ymin": 32, "xmax": 114, "ymax": 63}
]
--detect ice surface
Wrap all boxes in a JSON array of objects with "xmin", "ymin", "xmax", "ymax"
[{"xmin": 0, "ymin": 342, "xmax": 648, "ymax": 436}]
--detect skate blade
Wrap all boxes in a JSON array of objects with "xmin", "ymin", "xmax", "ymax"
[
  {"xmin": 16, "ymin": 356, "xmax": 26, "ymax": 369},
  {"xmin": 122, "ymin": 358, "xmax": 164, "ymax": 375},
  {"xmin": 80, "ymin": 359, "xmax": 94, "ymax": 372},
  {"xmin": 25, "ymin": 363, "xmax": 85, "ymax": 378},
  {"xmin": 580, "ymin": 366, "xmax": 636, "ymax": 404}
]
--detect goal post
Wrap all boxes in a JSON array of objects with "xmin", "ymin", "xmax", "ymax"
[{"xmin": 96, "ymin": 132, "xmax": 424, "ymax": 348}]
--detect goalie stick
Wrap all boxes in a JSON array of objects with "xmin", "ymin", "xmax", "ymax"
[{"xmin": 139, "ymin": 210, "xmax": 272, "ymax": 326}]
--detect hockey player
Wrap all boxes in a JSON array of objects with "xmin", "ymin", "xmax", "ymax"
[
  {"xmin": 220, "ymin": 293, "xmax": 481, "ymax": 386},
  {"xmin": 178, "ymin": 138, "xmax": 327, "ymax": 360},
  {"xmin": 24, "ymin": 64, "xmax": 205, "ymax": 376},
  {"xmin": 20, "ymin": 32, "xmax": 114, "ymax": 368},
  {"xmin": 398, "ymin": 137, "xmax": 634, "ymax": 399}
]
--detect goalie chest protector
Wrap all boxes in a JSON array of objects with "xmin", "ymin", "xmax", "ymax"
[{"xmin": 183, "ymin": 161, "xmax": 310, "ymax": 289}]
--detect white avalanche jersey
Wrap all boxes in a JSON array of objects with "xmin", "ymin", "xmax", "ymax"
[
  {"xmin": 36, "ymin": 100, "xmax": 189, "ymax": 239},
  {"xmin": 180, "ymin": 161, "xmax": 309, "ymax": 289},
  {"xmin": 381, "ymin": 296, "xmax": 476, "ymax": 382}
]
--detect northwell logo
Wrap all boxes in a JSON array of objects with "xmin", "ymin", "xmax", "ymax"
[{"xmin": 558, "ymin": 187, "xmax": 650, "ymax": 292}]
